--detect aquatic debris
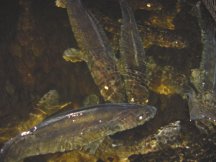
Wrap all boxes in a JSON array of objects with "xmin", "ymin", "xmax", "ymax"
[
  {"xmin": 188, "ymin": 1, "xmax": 216, "ymax": 122},
  {"xmin": 143, "ymin": 0, "xmax": 182, "ymax": 30},
  {"xmin": 95, "ymin": 10, "xmax": 188, "ymax": 50},
  {"xmin": 0, "ymin": 103, "xmax": 156, "ymax": 162},
  {"xmin": 147, "ymin": 64, "xmax": 187, "ymax": 95},
  {"xmin": 140, "ymin": 25, "xmax": 188, "ymax": 49}
]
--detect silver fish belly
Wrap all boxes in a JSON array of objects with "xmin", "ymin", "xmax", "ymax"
[
  {"xmin": 0, "ymin": 103, "xmax": 156, "ymax": 162},
  {"xmin": 189, "ymin": 2, "xmax": 216, "ymax": 121},
  {"xmin": 118, "ymin": 0, "xmax": 149, "ymax": 104},
  {"xmin": 65, "ymin": 0, "xmax": 126, "ymax": 102}
]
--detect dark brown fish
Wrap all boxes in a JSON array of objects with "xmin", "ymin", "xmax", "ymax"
[
  {"xmin": 64, "ymin": 0, "xmax": 126, "ymax": 102},
  {"xmin": 0, "ymin": 103, "xmax": 156, "ymax": 162}
]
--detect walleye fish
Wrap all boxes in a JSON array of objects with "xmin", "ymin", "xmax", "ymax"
[
  {"xmin": 189, "ymin": 1, "xmax": 216, "ymax": 121},
  {"xmin": 0, "ymin": 103, "xmax": 156, "ymax": 162},
  {"xmin": 118, "ymin": 0, "xmax": 149, "ymax": 104},
  {"xmin": 63, "ymin": 0, "xmax": 126, "ymax": 102}
]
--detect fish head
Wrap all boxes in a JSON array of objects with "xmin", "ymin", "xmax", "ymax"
[
  {"xmin": 132, "ymin": 104, "xmax": 157, "ymax": 126},
  {"xmin": 114, "ymin": 104, "xmax": 157, "ymax": 131}
]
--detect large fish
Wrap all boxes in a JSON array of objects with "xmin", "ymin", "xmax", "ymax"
[
  {"xmin": 63, "ymin": 0, "xmax": 126, "ymax": 103},
  {"xmin": 188, "ymin": 1, "xmax": 216, "ymax": 121},
  {"xmin": 0, "ymin": 103, "xmax": 156, "ymax": 162},
  {"xmin": 118, "ymin": 0, "xmax": 149, "ymax": 104}
]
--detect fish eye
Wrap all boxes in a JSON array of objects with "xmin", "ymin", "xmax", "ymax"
[
  {"xmin": 138, "ymin": 115, "xmax": 143, "ymax": 120},
  {"xmin": 137, "ymin": 114, "xmax": 144, "ymax": 121}
]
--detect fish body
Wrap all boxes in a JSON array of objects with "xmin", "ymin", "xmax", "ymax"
[
  {"xmin": 118, "ymin": 0, "xmax": 149, "ymax": 104},
  {"xmin": 189, "ymin": 2, "xmax": 216, "ymax": 121},
  {"xmin": 65, "ymin": 0, "xmax": 126, "ymax": 102},
  {"xmin": 0, "ymin": 103, "xmax": 156, "ymax": 162}
]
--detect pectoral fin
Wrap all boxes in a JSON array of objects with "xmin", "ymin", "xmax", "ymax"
[{"xmin": 63, "ymin": 48, "xmax": 86, "ymax": 62}]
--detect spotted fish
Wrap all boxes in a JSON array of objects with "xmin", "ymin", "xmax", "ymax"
[
  {"xmin": 63, "ymin": 0, "xmax": 126, "ymax": 102},
  {"xmin": 188, "ymin": 1, "xmax": 216, "ymax": 121},
  {"xmin": 0, "ymin": 103, "xmax": 156, "ymax": 162},
  {"xmin": 118, "ymin": 0, "xmax": 149, "ymax": 104}
]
